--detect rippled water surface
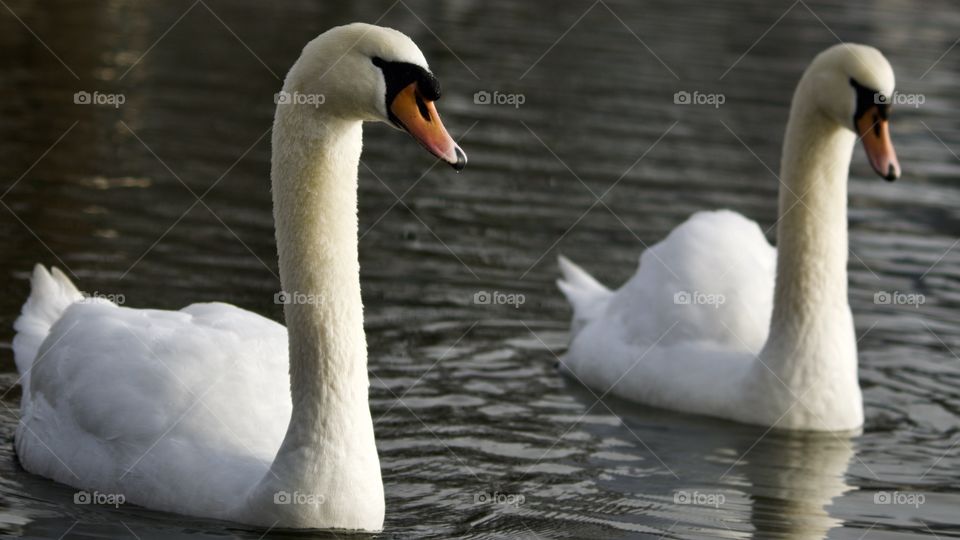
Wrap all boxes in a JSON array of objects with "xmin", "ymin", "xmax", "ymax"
[{"xmin": 1, "ymin": 0, "xmax": 960, "ymax": 538}]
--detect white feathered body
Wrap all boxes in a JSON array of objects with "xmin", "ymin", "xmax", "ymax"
[{"xmin": 14, "ymin": 266, "xmax": 291, "ymax": 521}]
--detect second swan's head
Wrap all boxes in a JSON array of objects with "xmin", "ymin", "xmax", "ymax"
[
  {"xmin": 802, "ymin": 43, "xmax": 900, "ymax": 181},
  {"xmin": 282, "ymin": 23, "xmax": 466, "ymax": 170}
]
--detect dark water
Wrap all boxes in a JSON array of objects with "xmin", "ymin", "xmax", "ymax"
[{"xmin": 1, "ymin": 0, "xmax": 959, "ymax": 538}]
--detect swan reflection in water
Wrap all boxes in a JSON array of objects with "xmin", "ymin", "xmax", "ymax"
[
  {"xmin": 575, "ymin": 389, "xmax": 856, "ymax": 539},
  {"xmin": 740, "ymin": 431, "xmax": 853, "ymax": 539}
]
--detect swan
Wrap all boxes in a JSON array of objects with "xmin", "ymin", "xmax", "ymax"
[
  {"xmin": 12, "ymin": 23, "xmax": 465, "ymax": 531},
  {"xmin": 557, "ymin": 43, "xmax": 900, "ymax": 431}
]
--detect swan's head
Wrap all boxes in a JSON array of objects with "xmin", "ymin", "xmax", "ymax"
[
  {"xmin": 285, "ymin": 23, "xmax": 466, "ymax": 170},
  {"xmin": 803, "ymin": 43, "xmax": 900, "ymax": 181}
]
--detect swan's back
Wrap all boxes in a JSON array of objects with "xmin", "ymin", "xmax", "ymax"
[
  {"xmin": 15, "ymin": 267, "xmax": 292, "ymax": 520},
  {"xmin": 607, "ymin": 210, "xmax": 776, "ymax": 351},
  {"xmin": 558, "ymin": 210, "xmax": 779, "ymax": 419},
  {"xmin": 562, "ymin": 210, "xmax": 777, "ymax": 351}
]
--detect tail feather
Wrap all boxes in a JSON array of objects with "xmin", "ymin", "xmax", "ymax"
[
  {"xmin": 557, "ymin": 255, "xmax": 611, "ymax": 331},
  {"xmin": 13, "ymin": 265, "xmax": 82, "ymax": 387}
]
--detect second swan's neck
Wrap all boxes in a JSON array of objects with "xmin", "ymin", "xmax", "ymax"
[{"xmin": 762, "ymin": 91, "xmax": 858, "ymax": 379}]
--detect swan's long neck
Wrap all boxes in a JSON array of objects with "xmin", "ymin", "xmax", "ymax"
[
  {"xmin": 761, "ymin": 85, "xmax": 858, "ymax": 383},
  {"xmin": 257, "ymin": 104, "xmax": 381, "ymax": 511}
]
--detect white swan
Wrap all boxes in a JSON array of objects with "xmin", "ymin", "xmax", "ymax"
[
  {"xmin": 12, "ymin": 23, "xmax": 465, "ymax": 531},
  {"xmin": 558, "ymin": 44, "xmax": 900, "ymax": 431}
]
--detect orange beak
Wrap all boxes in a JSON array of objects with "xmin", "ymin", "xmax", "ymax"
[
  {"xmin": 389, "ymin": 82, "xmax": 466, "ymax": 170},
  {"xmin": 856, "ymin": 104, "xmax": 900, "ymax": 181}
]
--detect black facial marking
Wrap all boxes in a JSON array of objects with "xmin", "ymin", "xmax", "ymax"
[
  {"xmin": 850, "ymin": 78, "xmax": 890, "ymax": 125},
  {"xmin": 414, "ymin": 94, "xmax": 431, "ymax": 122},
  {"xmin": 372, "ymin": 57, "xmax": 441, "ymax": 127}
]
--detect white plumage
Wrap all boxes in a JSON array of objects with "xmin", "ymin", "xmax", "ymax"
[
  {"xmin": 561, "ymin": 210, "xmax": 775, "ymax": 351},
  {"xmin": 15, "ymin": 266, "xmax": 291, "ymax": 519}
]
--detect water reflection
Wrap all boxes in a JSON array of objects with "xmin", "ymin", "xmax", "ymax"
[
  {"xmin": 743, "ymin": 433, "xmax": 853, "ymax": 539},
  {"xmin": 585, "ymin": 391, "xmax": 853, "ymax": 539}
]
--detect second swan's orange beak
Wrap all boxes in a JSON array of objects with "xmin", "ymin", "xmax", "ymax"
[
  {"xmin": 856, "ymin": 103, "xmax": 900, "ymax": 181},
  {"xmin": 389, "ymin": 82, "xmax": 466, "ymax": 171}
]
